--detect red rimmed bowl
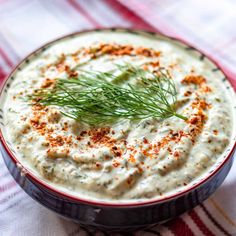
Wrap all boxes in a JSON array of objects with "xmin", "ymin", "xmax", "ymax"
[{"xmin": 0, "ymin": 28, "xmax": 236, "ymax": 231}]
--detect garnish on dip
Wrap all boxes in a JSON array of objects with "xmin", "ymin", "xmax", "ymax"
[{"xmin": 29, "ymin": 64, "xmax": 187, "ymax": 124}]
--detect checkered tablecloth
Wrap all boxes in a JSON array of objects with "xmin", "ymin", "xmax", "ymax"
[{"xmin": 0, "ymin": 1, "xmax": 236, "ymax": 235}]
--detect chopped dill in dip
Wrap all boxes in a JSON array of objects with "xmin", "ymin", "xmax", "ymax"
[{"xmin": 3, "ymin": 31, "xmax": 235, "ymax": 202}]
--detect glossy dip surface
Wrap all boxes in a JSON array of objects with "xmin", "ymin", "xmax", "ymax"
[{"xmin": 2, "ymin": 30, "xmax": 236, "ymax": 203}]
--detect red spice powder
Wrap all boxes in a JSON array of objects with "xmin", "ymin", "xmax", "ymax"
[
  {"xmin": 112, "ymin": 161, "xmax": 120, "ymax": 168},
  {"xmin": 95, "ymin": 162, "xmax": 101, "ymax": 168},
  {"xmin": 47, "ymin": 135, "xmax": 64, "ymax": 147},
  {"xmin": 128, "ymin": 155, "xmax": 136, "ymax": 163},
  {"xmin": 184, "ymin": 90, "xmax": 192, "ymax": 97},
  {"xmin": 173, "ymin": 151, "xmax": 180, "ymax": 158},
  {"xmin": 182, "ymin": 75, "xmax": 206, "ymax": 85},
  {"xmin": 41, "ymin": 78, "xmax": 55, "ymax": 89},
  {"xmin": 213, "ymin": 129, "xmax": 218, "ymax": 135},
  {"xmin": 143, "ymin": 137, "xmax": 149, "ymax": 144}
]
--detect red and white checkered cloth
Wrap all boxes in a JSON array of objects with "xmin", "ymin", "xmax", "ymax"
[{"xmin": 0, "ymin": 1, "xmax": 236, "ymax": 235}]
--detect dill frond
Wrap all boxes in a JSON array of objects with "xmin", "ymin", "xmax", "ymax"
[{"xmin": 29, "ymin": 64, "xmax": 187, "ymax": 125}]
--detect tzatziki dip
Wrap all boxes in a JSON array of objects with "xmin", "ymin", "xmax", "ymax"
[{"xmin": 3, "ymin": 30, "xmax": 235, "ymax": 202}]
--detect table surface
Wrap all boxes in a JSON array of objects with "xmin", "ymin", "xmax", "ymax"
[{"xmin": 0, "ymin": 0, "xmax": 236, "ymax": 235}]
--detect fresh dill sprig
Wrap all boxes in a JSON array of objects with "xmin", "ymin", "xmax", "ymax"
[{"xmin": 29, "ymin": 64, "xmax": 187, "ymax": 125}]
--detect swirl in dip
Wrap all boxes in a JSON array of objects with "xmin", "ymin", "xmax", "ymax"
[{"xmin": 3, "ymin": 31, "xmax": 235, "ymax": 202}]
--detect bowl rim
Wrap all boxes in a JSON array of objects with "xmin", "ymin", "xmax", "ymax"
[{"xmin": 0, "ymin": 27, "xmax": 236, "ymax": 207}]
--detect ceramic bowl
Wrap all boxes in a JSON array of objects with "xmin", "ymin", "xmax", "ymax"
[{"xmin": 0, "ymin": 28, "xmax": 235, "ymax": 231}]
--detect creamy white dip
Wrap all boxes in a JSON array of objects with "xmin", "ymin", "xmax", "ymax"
[{"xmin": 3, "ymin": 30, "xmax": 236, "ymax": 202}]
